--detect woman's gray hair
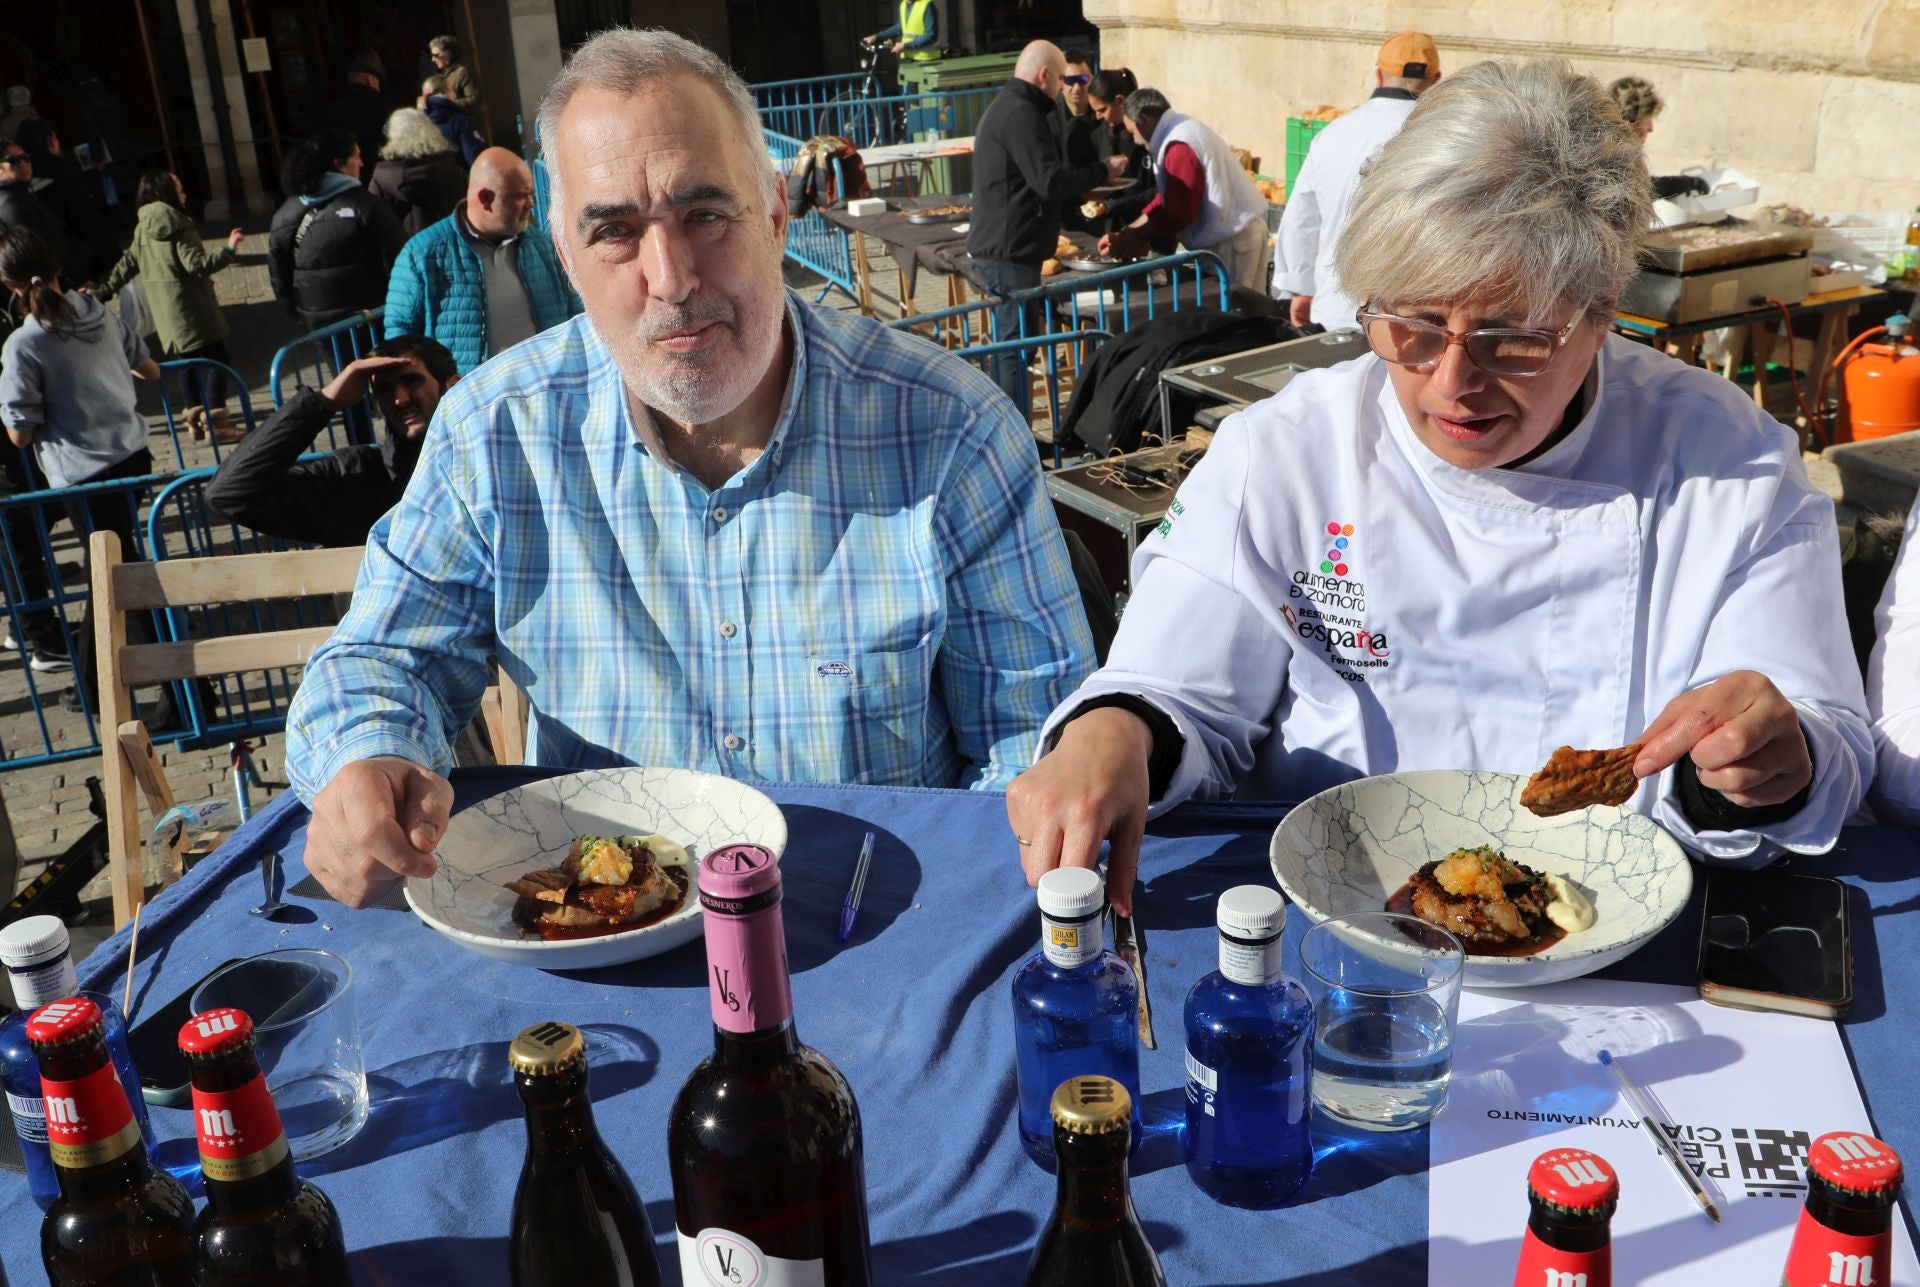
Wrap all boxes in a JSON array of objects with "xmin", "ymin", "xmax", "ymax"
[
  {"xmin": 536, "ymin": 27, "xmax": 776, "ymax": 235},
  {"xmin": 380, "ymin": 108, "xmax": 455, "ymax": 161},
  {"xmin": 429, "ymin": 35, "xmax": 461, "ymax": 59},
  {"xmin": 1335, "ymin": 58, "xmax": 1651, "ymax": 325}
]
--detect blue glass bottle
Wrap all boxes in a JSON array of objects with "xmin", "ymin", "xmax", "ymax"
[
  {"xmin": 1183, "ymin": 885, "xmax": 1314, "ymax": 1208},
  {"xmin": 1011, "ymin": 867, "xmax": 1141, "ymax": 1169},
  {"xmin": 0, "ymin": 916, "xmax": 156, "ymax": 1209}
]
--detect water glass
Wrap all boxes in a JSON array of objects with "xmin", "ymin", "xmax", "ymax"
[
  {"xmin": 1299, "ymin": 911, "xmax": 1465, "ymax": 1132},
  {"xmin": 191, "ymin": 949, "xmax": 368, "ymax": 1159}
]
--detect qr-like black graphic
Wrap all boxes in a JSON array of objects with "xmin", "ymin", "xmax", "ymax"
[{"xmin": 1732, "ymin": 1127, "xmax": 1812, "ymax": 1199}]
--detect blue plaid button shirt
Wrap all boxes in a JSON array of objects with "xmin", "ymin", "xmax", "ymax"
[{"xmin": 286, "ymin": 292, "xmax": 1095, "ymax": 797}]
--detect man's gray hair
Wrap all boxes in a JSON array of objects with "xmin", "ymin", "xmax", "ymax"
[
  {"xmin": 1336, "ymin": 58, "xmax": 1651, "ymax": 325},
  {"xmin": 1123, "ymin": 87, "xmax": 1170, "ymax": 124},
  {"xmin": 536, "ymin": 27, "xmax": 776, "ymax": 239}
]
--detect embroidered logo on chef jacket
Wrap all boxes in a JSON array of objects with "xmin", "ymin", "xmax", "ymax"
[
  {"xmin": 1284, "ymin": 519, "xmax": 1391, "ymax": 683},
  {"xmin": 1154, "ymin": 497, "xmax": 1185, "ymax": 538}
]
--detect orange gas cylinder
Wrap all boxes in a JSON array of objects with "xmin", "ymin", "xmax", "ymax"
[{"xmin": 1845, "ymin": 340, "xmax": 1920, "ymax": 440}]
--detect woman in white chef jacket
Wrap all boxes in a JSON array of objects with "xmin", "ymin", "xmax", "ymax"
[
  {"xmin": 1867, "ymin": 496, "xmax": 1920, "ymax": 825},
  {"xmin": 1008, "ymin": 58, "xmax": 1873, "ymax": 914}
]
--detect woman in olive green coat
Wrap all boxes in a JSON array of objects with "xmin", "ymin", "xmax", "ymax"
[{"xmin": 96, "ymin": 168, "xmax": 244, "ymax": 430}]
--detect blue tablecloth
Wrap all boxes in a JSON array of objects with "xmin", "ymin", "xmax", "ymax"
[{"xmin": 4, "ymin": 770, "xmax": 1917, "ymax": 1284}]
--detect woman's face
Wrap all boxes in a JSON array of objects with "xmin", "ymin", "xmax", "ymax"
[
  {"xmin": 170, "ymin": 173, "xmax": 186, "ymax": 207},
  {"xmin": 339, "ymin": 145, "xmax": 364, "ymax": 181},
  {"xmin": 1379, "ymin": 291, "xmax": 1609, "ymax": 471},
  {"xmin": 1089, "ymin": 94, "xmax": 1124, "ymax": 130},
  {"xmin": 1632, "ymin": 116, "xmax": 1654, "ymax": 141}
]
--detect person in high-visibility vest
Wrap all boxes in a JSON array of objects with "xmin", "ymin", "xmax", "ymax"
[{"xmin": 869, "ymin": 0, "xmax": 942, "ymax": 62}]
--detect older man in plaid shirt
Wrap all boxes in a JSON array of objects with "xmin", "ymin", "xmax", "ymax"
[{"xmin": 287, "ymin": 29, "xmax": 1094, "ymax": 907}]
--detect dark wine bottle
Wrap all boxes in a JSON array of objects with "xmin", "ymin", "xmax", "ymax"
[
  {"xmin": 1025, "ymin": 1076, "xmax": 1165, "ymax": 1287},
  {"xmin": 668, "ymin": 843, "xmax": 873, "ymax": 1287},
  {"xmin": 508, "ymin": 1020, "xmax": 661, "ymax": 1287}
]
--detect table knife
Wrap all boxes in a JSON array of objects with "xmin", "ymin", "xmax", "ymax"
[{"xmin": 1111, "ymin": 910, "xmax": 1156, "ymax": 1049}]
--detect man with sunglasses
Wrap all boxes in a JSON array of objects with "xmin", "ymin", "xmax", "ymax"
[
  {"xmin": 0, "ymin": 144, "xmax": 74, "ymax": 284},
  {"xmin": 1007, "ymin": 60, "xmax": 1871, "ymax": 917}
]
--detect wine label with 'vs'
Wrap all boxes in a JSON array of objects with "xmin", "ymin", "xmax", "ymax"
[{"xmin": 679, "ymin": 1228, "xmax": 825, "ymax": 1286}]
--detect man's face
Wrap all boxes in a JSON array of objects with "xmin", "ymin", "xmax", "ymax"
[
  {"xmin": 1124, "ymin": 114, "xmax": 1150, "ymax": 148},
  {"xmin": 0, "ymin": 146, "xmax": 29, "ymax": 185},
  {"xmin": 1063, "ymin": 63, "xmax": 1091, "ymax": 113},
  {"xmin": 472, "ymin": 174, "xmax": 534, "ymax": 238},
  {"xmin": 1633, "ymin": 116, "xmax": 1654, "ymax": 141},
  {"xmin": 342, "ymin": 145, "xmax": 364, "ymax": 182},
  {"xmin": 552, "ymin": 76, "xmax": 789, "ymax": 429},
  {"xmin": 372, "ymin": 356, "xmax": 446, "ymax": 439}
]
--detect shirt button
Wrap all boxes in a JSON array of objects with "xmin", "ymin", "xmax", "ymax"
[
  {"xmin": 719, "ymin": 619, "xmax": 737, "ymax": 639},
  {"xmin": 712, "ymin": 506, "xmax": 729, "ymax": 524},
  {"xmin": 722, "ymin": 733, "xmax": 743, "ymax": 752}
]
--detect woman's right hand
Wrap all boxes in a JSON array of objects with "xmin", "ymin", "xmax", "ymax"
[
  {"xmin": 1005, "ymin": 706, "xmax": 1155, "ymax": 915},
  {"xmin": 226, "ymin": 228, "xmax": 244, "ymax": 250}
]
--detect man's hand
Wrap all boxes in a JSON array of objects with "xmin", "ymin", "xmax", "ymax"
[
  {"xmin": 890, "ymin": 40, "xmax": 906, "ymax": 54},
  {"xmin": 319, "ymin": 354, "xmax": 413, "ymax": 410},
  {"xmin": 304, "ymin": 757, "xmax": 453, "ymax": 908},
  {"xmin": 226, "ymin": 228, "xmax": 244, "ymax": 251},
  {"xmin": 1103, "ymin": 154, "xmax": 1129, "ymax": 181},
  {"xmin": 1006, "ymin": 707, "xmax": 1154, "ymax": 916},
  {"xmin": 1289, "ymin": 294, "xmax": 1314, "ymax": 328},
  {"xmin": 1634, "ymin": 671, "xmax": 1812, "ymax": 809}
]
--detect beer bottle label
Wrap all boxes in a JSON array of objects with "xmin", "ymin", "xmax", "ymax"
[
  {"xmin": 1042, "ymin": 912, "xmax": 1103, "ymax": 969},
  {"xmin": 1514, "ymin": 1227, "xmax": 1609, "ymax": 1287},
  {"xmin": 677, "ymin": 1227, "xmax": 826, "ymax": 1286},
  {"xmin": 39, "ymin": 1060, "xmax": 140, "ymax": 1169},
  {"xmin": 1780, "ymin": 1208, "xmax": 1889, "ymax": 1287},
  {"xmin": 191, "ymin": 1072, "xmax": 290, "ymax": 1182}
]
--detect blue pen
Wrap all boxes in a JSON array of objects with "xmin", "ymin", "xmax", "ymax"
[{"xmin": 837, "ymin": 831, "xmax": 876, "ymax": 945}]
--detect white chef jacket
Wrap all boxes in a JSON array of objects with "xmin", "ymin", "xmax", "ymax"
[
  {"xmin": 1270, "ymin": 90, "xmax": 1419, "ymax": 330},
  {"xmin": 1046, "ymin": 336, "xmax": 1872, "ymax": 865},
  {"xmin": 1866, "ymin": 494, "xmax": 1920, "ymax": 824}
]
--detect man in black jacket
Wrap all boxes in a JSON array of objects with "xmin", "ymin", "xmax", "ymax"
[
  {"xmin": 966, "ymin": 41, "xmax": 1125, "ymax": 420},
  {"xmin": 204, "ymin": 335, "xmax": 458, "ymax": 547}
]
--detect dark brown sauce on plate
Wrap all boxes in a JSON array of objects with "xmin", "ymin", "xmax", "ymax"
[
  {"xmin": 1385, "ymin": 881, "xmax": 1566, "ymax": 958},
  {"xmin": 528, "ymin": 866, "xmax": 691, "ymax": 942}
]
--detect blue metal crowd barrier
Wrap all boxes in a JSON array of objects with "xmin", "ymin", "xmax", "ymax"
[
  {"xmin": 766, "ymin": 129, "xmax": 862, "ymax": 306},
  {"xmin": 267, "ymin": 310, "xmax": 385, "ymax": 448},
  {"xmin": 760, "ymin": 86, "xmax": 997, "ymax": 152},
  {"xmin": 885, "ymin": 252, "xmax": 1234, "ymax": 463},
  {"xmin": 752, "ymin": 71, "xmax": 874, "ymax": 128}
]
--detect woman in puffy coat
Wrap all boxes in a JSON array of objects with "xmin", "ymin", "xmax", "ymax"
[
  {"xmin": 268, "ymin": 127, "xmax": 405, "ymax": 330},
  {"xmin": 368, "ymin": 108, "xmax": 466, "ymax": 237}
]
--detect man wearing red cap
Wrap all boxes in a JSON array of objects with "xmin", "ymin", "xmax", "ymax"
[{"xmin": 1273, "ymin": 31, "xmax": 1441, "ymax": 329}]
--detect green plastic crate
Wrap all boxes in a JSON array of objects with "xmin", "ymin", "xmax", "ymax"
[{"xmin": 1285, "ymin": 117, "xmax": 1330, "ymax": 194}]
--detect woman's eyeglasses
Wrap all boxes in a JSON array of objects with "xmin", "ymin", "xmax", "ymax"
[{"xmin": 1355, "ymin": 309, "xmax": 1584, "ymax": 378}]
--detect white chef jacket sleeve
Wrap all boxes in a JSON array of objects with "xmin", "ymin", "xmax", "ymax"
[
  {"xmin": 1272, "ymin": 152, "xmax": 1321, "ymax": 300},
  {"xmin": 1038, "ymin": 413, "xmax": 1292, "ymax": 814},
  {"xmin": 1649, "ymin": 449, "xmax": 1873, "ymax": 863},
  {"xmin": 1866, "ymin": 495, "xmax": 1920, "ymax": 825}
]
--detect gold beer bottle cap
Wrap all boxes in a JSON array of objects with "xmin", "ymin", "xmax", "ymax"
[
  {"xmin": 1049, "ymin": 1075, "xmax": 1132, "ymax": 1134},
  {"xmin": 509, "ymin": 1021, "xmax": 586, "ymax": 1076}
]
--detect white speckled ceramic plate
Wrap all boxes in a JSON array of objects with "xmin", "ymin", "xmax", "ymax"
[
  {"xmin": 405, "ymin": 768, "xmax": 787, "ymax": 969},
  {"xmin": 1270, "ymin": 770, "xmax": 1692, "ymax": 988}
]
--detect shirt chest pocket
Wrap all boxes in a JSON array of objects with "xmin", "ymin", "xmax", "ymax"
[{"xmin": 806, "ymin": 638, "xmax": 937, "ymax": 765}]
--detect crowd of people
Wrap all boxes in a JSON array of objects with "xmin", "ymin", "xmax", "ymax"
[{"xmin": 0, "ymin": 23, "xmax": 1913, "ymax": 924}]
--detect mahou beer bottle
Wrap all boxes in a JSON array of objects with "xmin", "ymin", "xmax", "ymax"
[
  {"xmin": 180, "ymin": 1007, "xmax": 349, "ymax": 1286},
  {"xmin": 508, "ymin": 1020, "xmax": 662, "ymax": 1287},
  {"xmin": 1024, "ymin": 1075, "xmax": 1166, "ymax": 1287},
  {"xmin": 668, "ymin": 843, "xmax": 873, "ymax": 1286},
  {"xmin": 29, "ymin": 996, "xmax": 193, "ymax": 1286},
  {"xmin": 1780, "ymin": 1131, "xmax": 1903, "ymax": 1287},
  {"xmin": 1513, "ymin": 1147, "xmax": 1618, "ymax": 1287}
]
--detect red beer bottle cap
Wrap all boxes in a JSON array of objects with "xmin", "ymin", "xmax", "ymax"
[
  {"xmin": 25, "ymin": 996, "xmax": 103, "ymax": 1047},
  {"xmin": 1528, "ymin": 1148, "xmax": 1620, "ymax": 1213},
  {"xmin": 1807, "ymin": 1131, "xmax": 1903, "ymax": 1197},
  {"xmin": 178, "ymin": 1008, "xmax": 254, "ymax": 1058}
]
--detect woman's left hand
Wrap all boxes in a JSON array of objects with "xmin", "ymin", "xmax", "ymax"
[{"xmin": 1634, "ymin": 670, "xmax": 1812, "ymax": 807}]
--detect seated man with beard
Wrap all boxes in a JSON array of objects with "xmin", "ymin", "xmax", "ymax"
[{"xmin": 286, "ymin": 27, "xmax": 1095, "ymax": 907}]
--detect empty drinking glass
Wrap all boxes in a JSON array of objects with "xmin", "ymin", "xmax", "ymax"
[
  {"xmin": 190, "ymin": 949, "xmax": 368, "ymax": 1159},
  {"xmin": 1299, "ymin": 911, "xmax": 1465, "ymax": 1131}
]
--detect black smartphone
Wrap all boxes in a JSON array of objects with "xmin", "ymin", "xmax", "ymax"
[
  {"xmin": 125, "ymin": 958, "xmax": 246, "ymax": 1106},
  {"xmin": 1697, "ymin": 868, "xmax": 1852, "ymax": 1020}
]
